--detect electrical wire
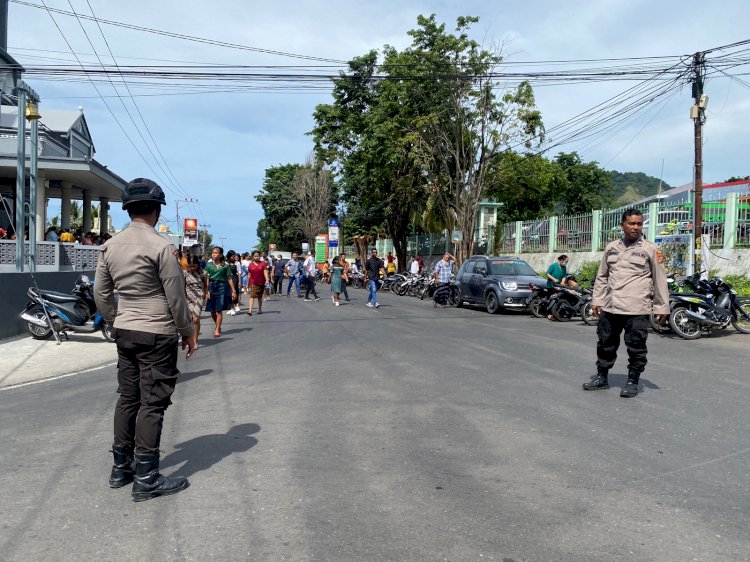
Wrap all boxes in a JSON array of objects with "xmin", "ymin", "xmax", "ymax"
[
  {"xmin": 36, "ymin": 0, "xmax": 177, "ymax": 191},
  {"xmin": 9, "ymin": 0, "xmax": 345, "ymax": 63}
]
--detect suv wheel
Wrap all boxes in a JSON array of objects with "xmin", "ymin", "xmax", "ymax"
[{"xmin": 485, "ymin": 291, "xmax": 501, "ymax": 314}]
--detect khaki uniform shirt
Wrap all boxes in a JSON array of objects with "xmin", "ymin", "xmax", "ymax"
[
  {"xmin": 592, "ymin": 236, "xmax": 670, "ymax": 316},
  {"xmin": 94, "ymin": 221, "xmax": 194, "ymax": 337}
]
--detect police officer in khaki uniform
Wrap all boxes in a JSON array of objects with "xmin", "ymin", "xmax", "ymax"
[
  {"xmin": 583, "ymin": 208, "xmax": 669, "ymax": 398},
  {"xmin": 94, "ymin": 178, "xmax": 195, "ymax": 501}
]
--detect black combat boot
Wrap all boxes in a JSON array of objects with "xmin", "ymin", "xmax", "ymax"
[
  {"xmin": 620, "ymin": 373, "xmax": 640, "ymax": 398},
  {"xmin": 131, "ymin": 452, "xmax": 190, "ymax": 502},
  {"xmin": 582, "ymin": 370, "xmax": 609, "ymax": 391},
  {"xmin": 109, "ymin": 444, "xmax": 134, "ymax": 488}
]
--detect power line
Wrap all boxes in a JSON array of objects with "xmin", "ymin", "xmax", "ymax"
[
  {"xmin": 10, "ymin": 0, "xmax": 345, "ymax": 63},
  {"xmin": 36, "ymin": 0, "xmax": 177, "ymax": 196}
]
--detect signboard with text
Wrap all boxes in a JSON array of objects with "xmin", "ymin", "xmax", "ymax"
[
  {"xmin": 315, "ymin": 234, "xmax": 328, "ymax": 264},
  {"xmin": 328, "ymin": 218, "xmax": 339, "ymax": 248},
  {"xmin": 182, "ymin": 218, "xmax": 198, "ymax": 247}
]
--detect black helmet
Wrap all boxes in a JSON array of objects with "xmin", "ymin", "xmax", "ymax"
[{"xmin": 121, "ymin": 178, "xmax": 166, "ymax": 209}]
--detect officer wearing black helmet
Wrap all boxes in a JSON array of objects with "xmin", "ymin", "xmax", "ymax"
[{"xmin": 94, "ymin": 178, "xmax": 194, "ymax": 502}]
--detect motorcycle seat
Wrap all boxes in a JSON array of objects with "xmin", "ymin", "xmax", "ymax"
[{"xmin": 40, "ymin": 290, "xmax": 80, "ymax": 303}]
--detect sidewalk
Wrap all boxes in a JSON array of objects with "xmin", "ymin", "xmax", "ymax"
[{"xmin": 0, "ymin": 333, "xmax": 117, "ymax": 388}]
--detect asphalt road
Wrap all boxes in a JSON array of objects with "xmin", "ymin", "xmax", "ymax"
[{"xmin": 1, "ymin": 287, "xmax": 748, "ymax": 561}]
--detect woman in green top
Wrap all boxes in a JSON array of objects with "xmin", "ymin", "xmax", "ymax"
[
  {"xmin": 328, "ymin": 256, "xmax": 347, "ymax": 307},
  {"xmin": 205, "ymin": 246, "xmax": 236, "ymax": 337}
]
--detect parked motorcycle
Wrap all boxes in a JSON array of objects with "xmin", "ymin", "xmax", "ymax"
[
  {"xmin": 547, "ymin": 285, "xmax": 597, "ymax": 325},
  {"xmin": 527, "ymin": 284, "xmax": 559, "ymax": 318},
  {"xmin": 20, "ymin": 275, "xmax": 114, "ymax": 341},
  {"xmin": 649, "ymin": 273, "xmax": 686, "ymax": 334},
  {"xmin": 668, "ymin": 273, "xmax": 750, "ymax": 339}
]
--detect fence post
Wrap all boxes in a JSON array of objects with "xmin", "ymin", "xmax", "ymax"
[
  {"xmin": 548, "ymin": 216, "xmax": 558, "ymax": 253},
  {"xmin": 514, "ymin": 221, "xmax": 522, "ymax": 254},
  {"xmin": 724, "ymin": 192, "xmax": 738, "ymax": 250},
  {"xmin": 591, "ymin": 210, "xmax": 602, "ymax": 252},
  {"xmin": 647, "ymin": 202, "xmax": 659, "ymax": 242}
]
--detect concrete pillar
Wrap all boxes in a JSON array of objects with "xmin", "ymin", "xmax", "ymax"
[
  {"xmin": 548, "ymin": 216, "xmax": 558, "ymax": 253},
  {"xmin": 99, "ymin": 197, "xmax": 109, "ymax": 235},
  {"xmin": 61, "ymin": 183, "xmax": 72, "ymax": 229},
  {"xmin": 591, "ymin": 210, "xmax": 602, "ymax": 252},
  {"xmin": 514, "ymin": 221, "xmax": 522, "ymax": 255},
  {"xmin": 647, "ymin": 202, "xmax": 659, "ymax": 242},
  {"xmin": 82, "ymin": 189, "xmax": 92, "ymax": 233},
  {"xmin": 35, "ymin": 174, "xmax": 46, "ymax": 242},
  {"xmin": 723, "ymin": 192, "xmax": 738, "ymax": 250}
]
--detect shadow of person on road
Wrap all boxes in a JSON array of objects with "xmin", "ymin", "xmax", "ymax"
[
  {"xmin": 607, "ymin": 373, "xmax": 660, "ymax": 390},
  {"xmin": 219, "ymin": 327, "xmax": 254, "ymax": 336},
  {"xmin": 178, "ymin": 368, "xmax": 213, "ymax": 383},
  {"xmin": 159, "ymin": 423, "xmax": 260, "ymax": 478}
]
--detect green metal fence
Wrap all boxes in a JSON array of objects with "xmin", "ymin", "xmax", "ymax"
[{"xmin": 372, "ymin": 193, "xmax": 748, "ymax": 256}]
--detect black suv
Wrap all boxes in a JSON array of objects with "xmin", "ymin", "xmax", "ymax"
[{"xmin": 455, "ymin": 255, "xmax": 545, "ymax": 314}]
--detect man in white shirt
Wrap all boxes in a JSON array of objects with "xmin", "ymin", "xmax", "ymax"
[
  {"xmin": 303, "ymin": 252, "xmax": 320, "ymax": 301},
  {"xmin": 409, "ymin": 256, "xmax": 420, "ymax": 275}
]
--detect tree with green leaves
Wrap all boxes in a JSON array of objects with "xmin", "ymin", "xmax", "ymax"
[
  {"xmin": 403, "ymin": 16, "xmax": 544, "ymax": 261},
  {"xmin": 311, "ymin": 48, "xmax": 426, "ymax": 269},
  {"xmin": 255, "ymin": 164, "xmax": 303, "ymax": 251},
  {"xmin": 553, "ymin": 152, "xmax": 614, "ymax": 215},
  {"xmin": 487, "ymin": 151, "xmax": 564, "ymax": 223}
]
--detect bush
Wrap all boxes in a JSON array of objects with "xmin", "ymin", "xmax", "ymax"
[
  {"xmin": 576, "ymin": 260, "xmax": 600, "ymax": 288},
  {"xmin": 724, "ymin": 275, "xmax": 750, "ymax": 296}
]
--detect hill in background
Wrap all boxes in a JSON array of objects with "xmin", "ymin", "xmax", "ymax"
[{"xmin": 608, "ymin": 170, "xmax": 671, "ymax": 205}]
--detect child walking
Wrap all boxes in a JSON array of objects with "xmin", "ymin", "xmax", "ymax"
[
  {"xmin": 183, "ymin": 255, "xmax": 208, "ymax": 349},
  {"xmin": 329, "ymin": 256, "xmax": 347, "ymax": 306}
]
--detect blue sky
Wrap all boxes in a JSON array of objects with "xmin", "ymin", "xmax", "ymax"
[{"xmin": 9, "ymin": 0, "xmax": 750, "ymax": 250}]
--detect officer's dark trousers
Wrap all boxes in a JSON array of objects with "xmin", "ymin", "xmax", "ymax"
[
  {"xmin": 596, "ymin": 312, "xmax": 648, "ymax": 379},
  {"xmin": 113, "ymin": 329, "xmax": 180, "ymax": 453},
  {"xmin": 273, "ymin": 275, "xmax": 284, "ymax": 295}
]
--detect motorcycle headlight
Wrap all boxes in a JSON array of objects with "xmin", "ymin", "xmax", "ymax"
[{"xmin": 501, "ymin": 281, "xmax": 518, "ymax": 291}]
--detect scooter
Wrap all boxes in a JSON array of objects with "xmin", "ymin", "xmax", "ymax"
[
  {"xmin": 20, "ymin": 274, "xmax": 114, "ymax": 342},
  {"xmin": 668, "ymin": 274, "xmax": 750, "ymax": 339}
]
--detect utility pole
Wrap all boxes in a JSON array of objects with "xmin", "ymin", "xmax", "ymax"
[
  {"xmin": 174, "ymin": 197, "xmax": 198, "ymax": 237},
  {"xmin": 218, "ymin": 236, "xmax": 226, "ymax": 248},
  {"xmin": 690, "ymin": 52, "xmax": 707, "ymax": 275},
  {"xmin": 199, "ymin": 223, "xmax": 211, "ymax": 251}
]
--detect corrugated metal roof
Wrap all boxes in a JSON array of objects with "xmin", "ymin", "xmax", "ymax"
[{"xmin": 0, "ymin": 105, "xmax": 82, "ymax": 132}]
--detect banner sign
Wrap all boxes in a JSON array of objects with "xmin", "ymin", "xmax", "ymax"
[
  {"xmin": 183, "ymin": 218, "xmax": 198, "ymax": 247},
  {"xmin": 328, "ymin": 218, "xmax": 339, "ymax": 248},
  {"xmin": 654, "ymin": 234, "xmax": 692, "ymax": 277},
  {"xmin": 315, "ymin": 235, "xmax": 328, "ymax": 264}
]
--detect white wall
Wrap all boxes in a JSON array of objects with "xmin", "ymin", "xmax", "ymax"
[{"xmin": 517, "ymin": 249, "xmax": 750, "ymax": 277}]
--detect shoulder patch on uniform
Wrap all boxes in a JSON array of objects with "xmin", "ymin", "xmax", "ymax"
[
  {"xmin": 173, "ymin": 249, "xmax": 179, "ymax": 257},
  {"xmin": 656, "ymin": 249, "xmax": 664, "ymax": 264}
]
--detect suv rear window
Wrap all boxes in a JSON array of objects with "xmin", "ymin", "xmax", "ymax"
[{"xmin": 490, "ymin": 260, "xmax": 537, "ymax": 276}]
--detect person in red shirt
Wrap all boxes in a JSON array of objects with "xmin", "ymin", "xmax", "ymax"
[{"xmin": 247, "ymin": 250, "xmax": 270, "ymax": 315}]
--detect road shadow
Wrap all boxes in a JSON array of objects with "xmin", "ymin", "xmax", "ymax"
[
  {"xmin": 606, "ymin": 372, "xmax": 660, "ymax": 391},
  {"xmin": 160, "ymin": 422, "xmax": 260, "ymax": 478},
  {"xmin": 178, "ymin": 368, "xmax": 213, "ymax": 383},
  {"xmin": 218, "ymin": 327, "xmax": 253, "ymax": 336}
]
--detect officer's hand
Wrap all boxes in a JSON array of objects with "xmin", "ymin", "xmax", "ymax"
[
  {"xmin": 592, "ymin": 304, "xmax": 601, "ymax": 317},
  {"xmin": 656, "ymin": 314, "xmax": 668, "ymax": 325},
  {"xmin": 182, "ymin": 336, "xmax": 195, "ymax": 358}
]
